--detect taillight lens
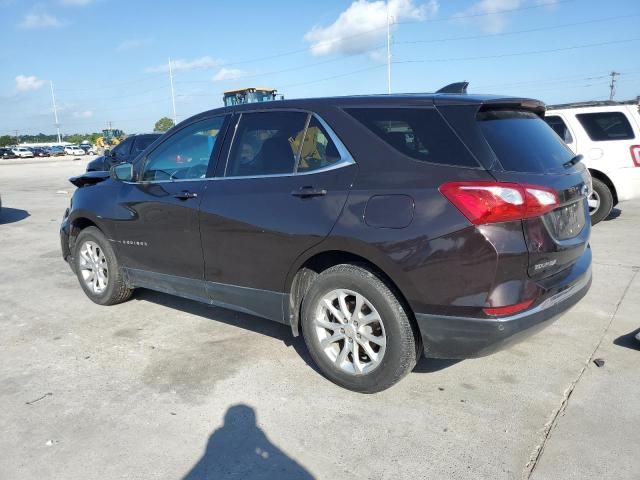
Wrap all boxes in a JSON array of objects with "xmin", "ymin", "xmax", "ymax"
[
  {"xmin": 483, "ymin": 299, "xmax": 534, "ymax": 316},
  {"xmin": 630, "ymin": 145, "xmax": 640, "ymax": 167},
  {"xmin": 439, "ymin": 181, "xmax": 559, "ymax": 225}
]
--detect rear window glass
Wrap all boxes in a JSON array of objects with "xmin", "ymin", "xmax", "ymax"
[
  {"xmin": 544, "ymin": 115, "xmax": 573, "ymax": 144},
  {"xmin": 345, "ymin": 107, "xmax": 479, "ymax": 168},
  {"xmin": 478, "ymin": 110, "xmax": 574, "ymax": 173},
  {"xmin": 133, "ymin": 135, "xmax": 160, "ymax": 153},
  {"xmin": 576, "ymin": 112, "xmax": 635, "ymax": 141}
]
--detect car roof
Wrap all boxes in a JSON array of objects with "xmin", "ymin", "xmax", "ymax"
[{"xmin": 185, "ymin": 93, "xmax": 545, "ymax": 122}]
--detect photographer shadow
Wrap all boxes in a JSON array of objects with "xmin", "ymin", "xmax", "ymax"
[{"xmin": 183, "ymin": 404, "xmax": 314, "ymax": 480}]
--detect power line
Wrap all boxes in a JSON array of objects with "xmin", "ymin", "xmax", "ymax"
[
  {"xmin": 395, "ymin": 13, "xmax": 640, "ymax": 46},
  {"xmin": 394, "ymin": 38, "xmax": 640, "ymax": 65}
]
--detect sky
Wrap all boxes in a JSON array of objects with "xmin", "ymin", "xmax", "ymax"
[{"xmin": 0, "ymin": 0, "xmax": 639, "ymax": 137}]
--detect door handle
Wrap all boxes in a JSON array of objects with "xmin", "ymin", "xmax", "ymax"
[
  {"xmin": 291, "ymin": 186, "xmax": 327, "ymax": 198},
  {"xmin": 173, "ymin": 190, "xmax": 198, "ymax": 200}
]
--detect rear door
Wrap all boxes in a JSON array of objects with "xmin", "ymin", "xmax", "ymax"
[
  {"xmin": 574, "ymin": 109, "xmax": 638, "ymax": 171},
  {"xmin": 475, "ymin": 108, "xmax": 591, "ymax": 279},
  {"xmin": 199, "ymin": 110, "xmax": 357, "ymax": 319}
]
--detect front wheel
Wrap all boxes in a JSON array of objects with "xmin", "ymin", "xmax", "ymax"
[
  {"xmin": 74, "ymin": 226, "xmax": 132, "ymax": 305},
  {"xmin": 589, "ymin": 177, "xmax": 614, "ymax": 225},
  {"xmin": 301, "ymin": 264, "xmax": 419, "ymax": 393}
]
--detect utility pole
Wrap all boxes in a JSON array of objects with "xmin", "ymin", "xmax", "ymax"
[
  {"xmin": 50, "ymin": 81, "xmax": 62, "ymax": 144},
  {"xmin": 14, "ymin": 130, "xmax": 19, "ymax": 145},
  {"xmin": 386, "ymin": 5, "xmax": 392, "ymax": 94},
  {"xmin": 609, "ymin": 71, "xmax": 620, "ymax": 101},
  {"xmin": 168, "ymin": 57, "xmax": 177, "ymax": 124}
]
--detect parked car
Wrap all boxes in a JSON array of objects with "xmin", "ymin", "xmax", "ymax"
[
  {"xmin": 0, "ymin": 148, "xmax": 17, "ymax": 159},
  {"xmin": 64, "ymin": 145, "xmax": 85, "ymax": 156},
  {"xmin": 61, "ymin": 93, "xmax": 592, "ymax": 392},
  {"xmin": 544, "ymin": 100, "xmax": 640, "ymax": 224},
  {"xmin": 86, "ymin": 133, "xmax": 161, "ymax": 171},
  {"xmin": 47, "ymin": 146, "xmax": 65, "ymax": 156},
  {"xmin": 11, "ymin": 147, "xmax": 34, "ymax": 158},
  {"xmin": 79, "ymin": 143, "xmax": 97, "ymax": 155},
  {"xmin": 32, "ymin": 147, "xmax": 51, "ymax": 157}
]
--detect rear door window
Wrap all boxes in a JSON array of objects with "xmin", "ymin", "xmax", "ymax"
[
  {"xmin": 544, "ymin": 115, "xmax": 573, "ymax": 144},
  {"xmin": 478, "ymin": 110, "xmax": 574, "ymax": 173},
  {"xmin": 295, "ymin": 116, "xmax": 341, "ymax": 173},
  {"xmin": 345, "ymin": 107, "xmax": 479, "ymax": 167},
  {"xmin": 225, "ymin": 111, "xmax": 308, "ymax": 177},
  {"xmin": 576, "ymin": 111, "xmax": 635, "ymax": 141}
]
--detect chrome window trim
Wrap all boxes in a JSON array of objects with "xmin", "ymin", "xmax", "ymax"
[
  {"xmin": 128, "ymin": 111, "xmax": 355, "ymax": 185},
  {"xmin": 221, "ymin": 111, "xmax": 355, "ymax": 180}
]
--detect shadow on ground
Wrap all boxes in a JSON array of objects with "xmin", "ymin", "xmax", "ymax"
[
  {"xmin": 183, "ymin": 404, "xmax": 314, "ymax": 480},
  {"xmin": 0, "ymin": 207, "xmax": 30, "ymax": 225},
  {"xmin": 604, "ymin": 208, "xmax": 622, "ymax": 221},
  {"xmin": 135, "ymin": 289, "xmax": 461, "ymax": 377},
  {"xmin": 134, "ymin": 289, "xmax": 321, "ymax": 374},
  {"xmin": 613, "ymin": 328, "xmax": 640, "ymax": 351},
  {"xmin": 183, "ymin": 404, "xmax": 315, "ymax": 480}
]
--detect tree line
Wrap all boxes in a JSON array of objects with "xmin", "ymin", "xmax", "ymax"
[{"xmin": 0, "ymin": 132, "xmax": 104, "ymax": 147}]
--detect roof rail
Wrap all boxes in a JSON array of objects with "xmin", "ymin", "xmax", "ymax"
[
  {"xmin": 548, "ymin": 99, "xmax": 639, "ymax": 110},
  {"xmin": 436, "ymin": 81, "xmax": 469, "ymax": 94}
]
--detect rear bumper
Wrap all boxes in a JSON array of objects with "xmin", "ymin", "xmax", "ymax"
[{"xmin": 416, "ymin": 247, "xmax": 592, "ymax": 359}]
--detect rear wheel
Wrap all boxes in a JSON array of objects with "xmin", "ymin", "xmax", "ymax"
[
  {"xmin": 301, "ymin": 264, "xmax": 418, "ymax": 393},
  {"xmin": 74, "ymin": 227, "xmax": 132, "ymax": 305},
  {"xmin": 589, "ymin": 177, "xmax": 613, "ymax": 225}
]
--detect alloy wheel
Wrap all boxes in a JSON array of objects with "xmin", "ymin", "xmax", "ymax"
[
  {"xmin": 588, "ymin": 191, "xmax": 600, "ymax": 215},
  {"xmin": 313, "ymin": 289, "xmax": 387, "ymax": 375},
  {"xmin": 79, "ymin": 240, "xmax": 109, "ymax": 294}
]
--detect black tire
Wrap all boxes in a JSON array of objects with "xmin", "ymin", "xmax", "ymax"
[
  {"xmin": 301, "ymin": 264, "xmax": 418, "ymax": 393},
  {"xmin": 73, "ymin": 226, "xmax": 132, "ymax": 305},
  {"xmin": 590, "ymin": 177, "xmax": 613, "ymax": 225}
]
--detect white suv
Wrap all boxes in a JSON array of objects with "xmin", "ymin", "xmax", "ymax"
[
  {"xmin": 545, "ymin": 100, "xmax": 640, "ymax": 224},
  {"xmin": 64, "ymin": 145, "xmax": 85, "ymax": 156},
  {"xmin": 11, "ymin": 147, "xmax": 34, "ymax": 158}
]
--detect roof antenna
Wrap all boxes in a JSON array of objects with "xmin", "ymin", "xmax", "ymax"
[{"xmin": 436, "ymin": 82, "xmax": 469, "ymax": 94}]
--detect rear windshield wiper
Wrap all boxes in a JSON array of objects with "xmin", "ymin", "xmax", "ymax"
[{"xmin": 563, "ymin": 154, "xmax": 583, "ymax": 168}]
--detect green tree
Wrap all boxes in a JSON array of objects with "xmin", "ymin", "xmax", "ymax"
[
  {"xmin": 154, "ymin": 117, "xmax": 175, "ymax": 132},
  {"xmin": 0, "ymin": 135, "xmax": 13, "ymax": 147}
]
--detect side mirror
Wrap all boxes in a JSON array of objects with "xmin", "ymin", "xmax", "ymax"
[{"xmin": 110, "ymin": 162, "xmax": 133, "ymax": 181}]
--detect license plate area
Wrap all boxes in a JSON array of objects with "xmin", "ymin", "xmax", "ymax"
[{"xmin": 544, "ymin": 200, "xmax": 586, "ymax": 241}]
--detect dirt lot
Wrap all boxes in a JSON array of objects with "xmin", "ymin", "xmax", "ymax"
[{"xmin": 1, "ymin": 156, "xmax": 638, "ymax": 480}]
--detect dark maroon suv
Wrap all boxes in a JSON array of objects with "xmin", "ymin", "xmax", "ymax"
[{"xmin": 60, "ymin": 92, "xmax": 592, "ymax": 392}]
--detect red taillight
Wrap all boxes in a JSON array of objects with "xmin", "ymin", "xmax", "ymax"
[
  {"xmin": 630, "ymin": 145, "xmax": 640, "ymax": 167},
  {"xmin": 439, "ymin": 181, "xmax": 559, "ymax": 225},
  {"xmin": 483, "ymin": 299, "xmax": 534, "ymax": 317}
]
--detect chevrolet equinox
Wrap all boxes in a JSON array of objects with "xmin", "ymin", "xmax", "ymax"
[{"xmin": 61, "ymin": 93, "xmax": 592, "ymax": 392}]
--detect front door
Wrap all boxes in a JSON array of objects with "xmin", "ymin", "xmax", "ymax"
[
  {"xmin": 199, "ymin": 111, "xmax": 356, "ymax": 320},
  {"xmin": 114, "ymin": 115, "xmax": 228, "ymax": 296}
]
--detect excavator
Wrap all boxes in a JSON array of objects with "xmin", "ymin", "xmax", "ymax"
[
  {"xmin": 223, "ymin": 88, "xmax": 280, "ymax": 107},
  {"xmin": 95, "ymin": 128, "xmax": 124, "ymax": 150}
]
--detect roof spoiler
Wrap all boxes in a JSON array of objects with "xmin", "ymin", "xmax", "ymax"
[{"xmin": 436, "ymin": 81, "xmax": 469, "ymax": 94}]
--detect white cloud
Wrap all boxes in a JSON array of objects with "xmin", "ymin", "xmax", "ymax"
[
  {"xmin": 117, "ymin": 38, "xmax": 152, "ymax": 52},
  {"xmin": 15, "ymin": 75, "xmax": 46, "ymax": 92},
  {"xmin": 305, "ymin": 0, "xmax": 438, "ymax": 56},
  {"xmin": 60, "ymin": 0, "xmax": 94, "ymax": 5},
  {"xmin": 19, "ymin": 11, "xmax": 64, "ymax": 29},
  {"xmin": 453, "ymin": 0, "xmax": 521, "ymax": 34},
  {"xmin": 213, "ymin": 67, "xmax": 244, "ymax": 82},
  {"xmin": 73, "ymin": 110, "xmax": 93, "ymax": 118},
  {"xmin": 146, "ymin": 56, "xmax": 222, "ymax": 73}
]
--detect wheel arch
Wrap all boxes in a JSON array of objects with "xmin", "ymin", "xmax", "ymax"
[
  {"xmin": 285, "ymin": 248, "xmax": 417, "ymax": 340},
  {"xmin": 589, "ymin": 168, "xmax": 618, "ymax": 205}
]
